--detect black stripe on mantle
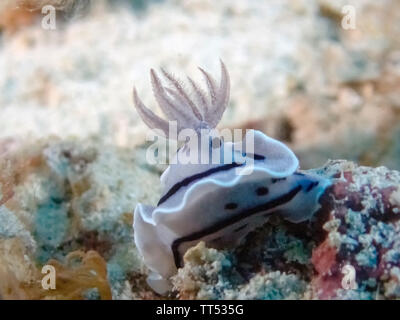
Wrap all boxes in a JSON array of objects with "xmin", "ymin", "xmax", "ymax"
[
  {"xmin": 157, "ymin": 154, "xmax": 265, "ymax": 206},
  {"xmin": 171, "ymin": 185, "xmax": 302, "ymax": 268}
]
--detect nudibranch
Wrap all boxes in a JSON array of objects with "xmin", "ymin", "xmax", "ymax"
[{"xmin": 132, "ymin": 61, "xmax": 330, "ymax": 294}]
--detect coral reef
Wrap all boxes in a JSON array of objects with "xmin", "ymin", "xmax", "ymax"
[
  {"xmin": 311, "ymin": 161, "xmax": 400, "ymax": 299},
  {"xmin": 1, "ymin": 136, "xmax": 399, "ymax": 299}
]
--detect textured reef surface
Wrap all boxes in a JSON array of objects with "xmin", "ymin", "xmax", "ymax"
[
  {"xmin": 1, "ymin": 139, "xmax": 399, "ymax": 299},
  {"xmin": 0, "ymin": 138, "xmax": 161, "ymax": 299}
]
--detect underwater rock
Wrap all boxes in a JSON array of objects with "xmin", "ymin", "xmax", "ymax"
[{"xmin": 311, "ymin": 160, "xmax": 400, "ymax": 299}]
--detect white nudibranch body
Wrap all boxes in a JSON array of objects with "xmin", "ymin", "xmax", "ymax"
[{"xmin": 132, "ymin": 61, "xmax": 330, "ymax": 294}]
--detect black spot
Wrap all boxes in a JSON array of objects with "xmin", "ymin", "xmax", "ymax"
[
  {"xmin": 243, "ymin": 153, "xmax": 265, "ymax": 160},
  {"xmin": 225, "ymin": 203, "xmax": 238, "ymax": 210},
  {"xmin": 256, "ymin": 187, "xmax": 269, "ymax": 196},
  {"xmin": 254, "ymin": 154, "xmax": 265, "ymax": 160},
  {"xmin": 271, "ymin": 177, "xmax": 286, "ymax": 183}
]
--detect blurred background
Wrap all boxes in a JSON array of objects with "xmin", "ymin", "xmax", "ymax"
[{"xmin": 0, "ymin": 0, "xmax": 400, "ymax": 169}]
